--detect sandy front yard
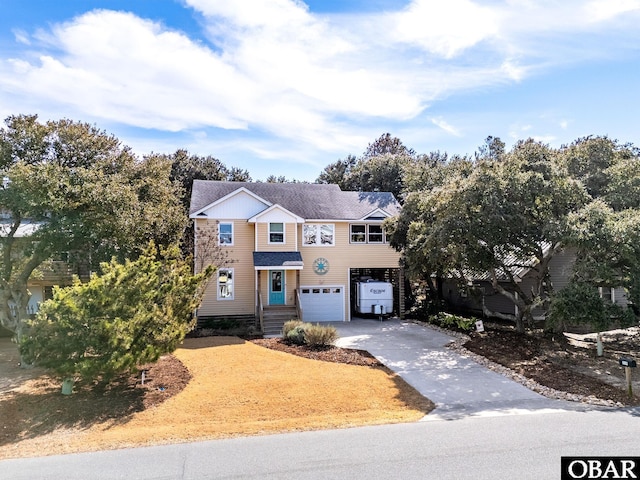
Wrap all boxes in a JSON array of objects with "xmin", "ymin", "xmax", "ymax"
[{"xmin": 0, "ymin": 336, "xmax": 434, "ymax": 460}]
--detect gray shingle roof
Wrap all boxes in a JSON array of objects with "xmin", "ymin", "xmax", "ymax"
[
  {"xmin": 253, "ymin": 251, "xmax": 303, "ymax": 268},
  {"xmin": 189, "ymin": 181, "xmax": 400, "ymax": 220},
  {"xmin": 466, "ymin": 242, "xmax": 553, "ymax": 282}
]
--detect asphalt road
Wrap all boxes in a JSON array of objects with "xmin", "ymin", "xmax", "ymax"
[{"xmin": 3, "ymin": 407, "xmax": 639, "ymax": 480}]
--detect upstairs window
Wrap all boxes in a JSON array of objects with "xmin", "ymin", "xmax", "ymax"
[
  {"xmin": 303, "ymin": 224, "xmax": 334, "ymax": 246},
  {"xmin": 368, "ymin": 224, "xmax": 384, "ymax": 243},
  {"xmin": 350, "ymin": 224, "xmax": 386, "ymax": 243},
  {"xmin": 218, "ymin": 223, "xmax": 233, "ymax": 245},
  {"xmin": 350, "ymin": 225, "xmax": 366, "ymax": 243},
  {"xmin": 269, "ymin": 222, "xmax": 284, "ymax": 243}
]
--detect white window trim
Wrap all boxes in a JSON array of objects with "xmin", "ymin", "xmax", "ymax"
[
  {"xmin": 303, "ymin": 223, "xmax": 335, "ymax": 246},
  {"xmin": 218, "ymin": 222, "xmax": 234, "ymax": 246},
  {"xmin": 599, "ymin": 286, "xmax": 615, "ymax": 303},
  {"xmin": 350, "ymin": 224, "xmax": 366, "ymax": 243},
  {"xmin": 349, "ymin": 223, "xmax": 386, "ymax": 244},
  {"xmin": 268, "ymin": 222, "xmax": 285, "ymax": 244},
  {"xmin": 367, "ymin": 224, "xmax": 385, "ymax": 244},
  {"xmin": 217, "ymin": 268, "xmax": 234, "ymax": 300}
]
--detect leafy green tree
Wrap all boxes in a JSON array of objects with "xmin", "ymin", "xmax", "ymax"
[
  {"xmin": 162, "ymin": 149, "xmax": 251, "ymax": 210},
  {"xmin": 317, "ymin": 134, "xmax": 415, "ymax": 197},
  {"xmin": 568, "ymin": 200, "xmax": 640, "ymax": 308},
  {"xmin": 560, "ymin": 137, "xmax": 640, "ymax": 313},
  {"xmin": 604, "ymin": 155, "xmax": 640, "ymax": 210},
  {"xmin": 560, "ymin": 136, "xmax": 638, "ymax": 201},
  {"xmin": 386, "ymin": 153, "xmax": 472, "ymax": 306},
  {"xmin": 388, "ymin": 139, "xmax": 588, "ymax": 332},
  {"xmin": 0, "ymin": 115, "xmax": 184, "ymax": 341},
  {"xmin": 343, "ymin": 153, "xmax": 411, "ymax": 199},
  {"xmin": 341, "ymin": 134, "xmax": 416, "ymax": 198},
  {"xmin": 363, "ymin": 132, "xmax": 415, "ymax": 158},
  {"xmin": 402, "ymin": 152, "xmax": 471, "ymax": 193},
  {"xmin": 263, "ymin": 175, "xmax": 305, "ymax": 183},
  {"xmin": 316, "ymin": 154, "xmax": 357, "ymax": 188},
  {"xmin": 20, "ymin": 244, "xmax": 213, "ymax": 387},
  {"xmin": 475, "ymin": 136, "xmax": 506, "ymax": 162}
]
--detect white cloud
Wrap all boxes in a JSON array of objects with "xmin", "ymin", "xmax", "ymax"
[
  {"xmin": 391, "ymin": 0, "xmax": 500, "ymax": 58},
  {"xmin": 185, "ymin": 0, "xmax": 313, "ymax": 30},
  {"xmin": 2, "ymin": 11, "xmax": 258, "ymax": 131},
  {"xmin": 12, "ymin": 29, "xmax": 30, "ymax": 45},
  {"xmin": 585, "ymin": 0, "xmax": 640, "ymax": 22},
  {"xmin": 1, "ymin": 0, "xmax": 640, "ymax": 167},
  {"xmin": 500, "ymin": 60, "xmax": 527, "ymax": 82},
  {"xmin": 431, "ymin": 117, "xmax": 461, "ymax": 137}
]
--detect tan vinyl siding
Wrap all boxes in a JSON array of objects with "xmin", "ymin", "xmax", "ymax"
[
  {"xmin": 299, "ymin": 223, "xmax": 399, "ymax": 268},
  {"xmin": 298, "ymin": 223, "xmax": 401, "ymax": 320},
  {"xmin": 255, "ymin": 222, "xmax": 297, "ymax": 251},
  {"xmin": 195, "ymin": 218, "xmax": 256, "ymax": 317},
  {"xmin": 299, "ymin": 224, "xmax": 399, "ymax": 283}
]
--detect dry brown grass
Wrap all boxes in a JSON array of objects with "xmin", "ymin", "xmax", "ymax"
[{"xmin": 0, "ymin": 337, "xmax": 434, "ymax": 460}]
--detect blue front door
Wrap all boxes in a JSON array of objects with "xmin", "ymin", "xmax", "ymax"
[{"xmin": 269, "ymin": 270, "xmax": 285, "ymax": 305}]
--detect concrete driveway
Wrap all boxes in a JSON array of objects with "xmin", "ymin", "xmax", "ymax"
[{"xmin": 333, "ymin": 318, "xmax": 584, "ymax": 419}]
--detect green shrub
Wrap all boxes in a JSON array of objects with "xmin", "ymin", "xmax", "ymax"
[
  {"xmin": 282, "ymin": 320, "xmax": 303, "ymax": 337},
  {"xmin": 455, "ymin": 316, "xmax": 475, "ymax": 331},
  {"xmin": 303, "ymin": 323, "xmax": 338, "ymax": 348},
  {"xmin": 285, "ymin": 325, "xmax": 306, "ymax": 345},
  {"xmin": 201, "ymin": 318, "xmax": 241, "ymax": 330},
  {"xmin": 283, "ymin": 321, "xmax": 339, "ymax": 347},
  {"xmin": 427, "ymin": 312, "xmax": 476, "ymax": 332},
  {"xmin": 548, "ymin": 281, "xmax": 637, "ymax": 333}
]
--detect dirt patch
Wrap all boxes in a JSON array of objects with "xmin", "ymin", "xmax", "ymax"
[
  {"xmin": 0, "ymin": 338, "xmax": 47, "ymax": 395},
  {"xmin": 459, "ymin": 322, "xmax": 640, "ymax": 406},
  {"xmin": 0, "ymin": 353, "xmax": 190, "ymax": 453},
  {"xmin": 0, "ymin": 336, "xmax": 433, "ymax": 460}
]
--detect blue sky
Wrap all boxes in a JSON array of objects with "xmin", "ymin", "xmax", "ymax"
[{"xmin": 1, "ymin": 0, "xmax": 639, "ymax": 182}]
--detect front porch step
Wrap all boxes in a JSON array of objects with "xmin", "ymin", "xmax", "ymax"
[{"xmin": 262, "ymin": 306, "xmax": 298, "ymax": 337}]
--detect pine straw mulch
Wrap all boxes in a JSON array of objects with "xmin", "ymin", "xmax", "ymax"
[
  {"xmin": 251, "ymin": 338, "xmax": 383, "ymax": 367},
  {"xmin": 460, "ymin": 322, "xmax": 640, "ymax": 407}
]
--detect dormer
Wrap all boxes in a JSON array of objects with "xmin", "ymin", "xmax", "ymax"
[
  {"xmin": 249, "ymin": 204, "xmax": 304, "ymax": 250},
  {"xmin": 189, "ymin": 187, "xmax": 271, "ymax": 220}
]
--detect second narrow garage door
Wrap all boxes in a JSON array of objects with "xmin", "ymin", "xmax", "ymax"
[{"xmin": 299, "ymin": 285, "xmax": 345, "ymax": 322}]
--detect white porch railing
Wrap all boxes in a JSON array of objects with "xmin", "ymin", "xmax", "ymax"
[{"xmin": 257, "ymin": 291, "xmax": 264, "ymax": 332}]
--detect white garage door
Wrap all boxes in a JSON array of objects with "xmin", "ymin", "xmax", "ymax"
[{"xmin": 299, "ymin": 286, "xmax": 345, "ymax": 322}]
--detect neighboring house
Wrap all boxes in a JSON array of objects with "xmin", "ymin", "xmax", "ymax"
[
  {"xmin": 189, "ymin": 181, "xmax": 404, "ymax": 333},
  {"xmin": 443, "ymin": 247, "xmax": 628, "ymax": 320},
  {"xmin": 1, "ymin": 220, "xmax": 89, "ymax": 321}
]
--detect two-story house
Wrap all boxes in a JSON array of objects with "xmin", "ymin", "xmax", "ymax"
[
  {"xmin": 189, "ymin": 181, "xmax": 404, "ymax": 334},
  {"xmin": 1, "ymin": 220, "xmax": 90, "ymax": 336}
]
